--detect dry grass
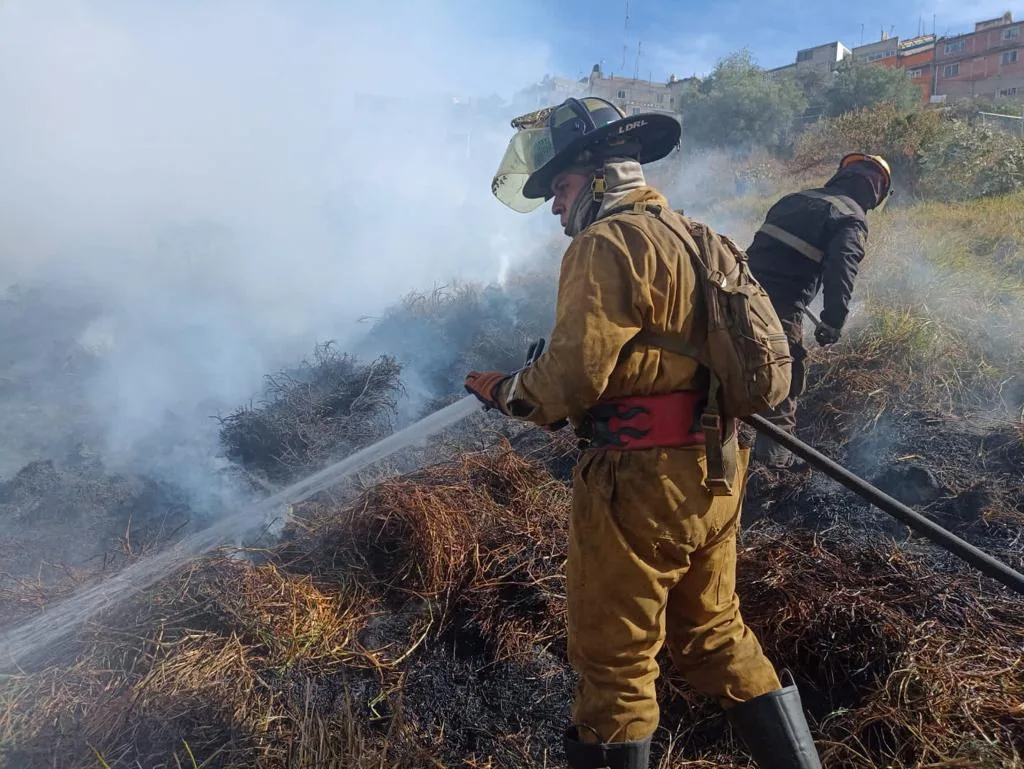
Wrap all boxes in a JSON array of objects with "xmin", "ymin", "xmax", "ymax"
[
  {"xmin": 1, "ymin": 440, "xmax": 1021, "ymax": 769},
  {"xmin": 217, "ymin": 343, "xmax": 403, "ymax": 486},
  {"xmin": 0, "ymin": 554, "xmax": 397, "ymax": 769},
  {"xmin": 288, "ymin": 445, "xmax": 572, "ymax": 662},
  {"xmin": 4, "ymin": 146, "xmax": 1024, "ymax": 768},
  {"xmin": 731, "ymin": 531, "xmax": 1024, "ymax": 768},
  {"xmin": 789, "ymin": 192, "xmax": 1024, "ymax": 437}
]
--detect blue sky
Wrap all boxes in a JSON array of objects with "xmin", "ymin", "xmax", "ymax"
[{"xmin": 530, "ymin": 0, "xmax": 1023, "ymax": 83}]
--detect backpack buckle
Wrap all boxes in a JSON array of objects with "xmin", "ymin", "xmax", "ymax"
[
  {"xmin": 704, "ymin": 477, "xmax": 733, "ymax": 495},
  {"xmin": 700, "ymin": 413, "xmax": 721, "ymax": 434}
]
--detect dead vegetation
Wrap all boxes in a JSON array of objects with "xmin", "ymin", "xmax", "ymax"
[
  {"xmin": 1, "ymin": 442, "xmax": 1021, "ymax": 769},
  {"xmin": 3, "ymin": 120, "xmax": 1024, "ymax": 767},
  {"xmin": 217, "ymin": 343, "xmax": 404, "ymax": 486},
  {"xmin": 351, "ymin": 271, "xmax": 558, "ymax": 419},
  {"xmin": 0, "ymin": 456, "xmax": 194, "ymax": 626}
]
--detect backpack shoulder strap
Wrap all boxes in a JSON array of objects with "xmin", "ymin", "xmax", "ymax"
[
  {"xmin": 602, "ymin": 201, "xmax": 738, "ymax": 495},
  {"xmin": 601, "ymin": 203, "xmax": 708, "ymax": 359},
  {"xmin": 602, "ymin": 202, "xmax": 709, "ymax": 271}
]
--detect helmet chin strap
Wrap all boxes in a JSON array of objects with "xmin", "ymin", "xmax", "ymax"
[
  {"xmin": 591, "ymin": 166, "xmax": 607, "ymax": 204},
  {"xmin": 563, "ymin": 169, "xmax": 603, "ymax": 238},
  {"xmin": 560, "ymin": 141, "xmax": 645, "ymax": 237}
]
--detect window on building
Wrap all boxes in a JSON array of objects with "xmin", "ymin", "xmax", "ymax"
[
  {"xmin": 944, "ymin": 39, "xmax": 965, "ymax": 54},
  {"xmin": 669, "ymin": 96, "xmax": 674, "ymax": 106},
  {"xmin": 657, "ymin": 93, "xmax": 664, "ymax": 103},
  {"xmin": 943, "ymin": 62, "xmax": 960, "ymax": 77},
  {"xmin": 1004, "ymin": 26, "xmax": 1021, "ymax": 41},
  {"xmin": 908, "ymin": 68, "xmax": 923, "ymax": 78},
  {"xmin": 796, "ymin": 49, "xmax": 813, "ymax": 62},
  {"xmin": 1001, "ymin": 49, "xmax": 1018, "ymax": 65},
  {"xmin": 617, "ymin": 89, "xmax": 626, "ymax": 98},
  {"xmin": 999, "ymin": 86, "xmax": 1018, "ymax": 97}
]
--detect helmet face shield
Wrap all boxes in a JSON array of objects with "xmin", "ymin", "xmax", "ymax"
[
  {"xmin": 491, "ymin": 126, "xmax": 558, "ymax": 213},
  {"xmin": 491, "ymin": 98, "xmax": 629, "ymax": 212}
]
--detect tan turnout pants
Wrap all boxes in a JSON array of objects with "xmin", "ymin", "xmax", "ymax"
[{"xmin": 566, "ymin": 444, "xmax": 781, "ymax": 743}]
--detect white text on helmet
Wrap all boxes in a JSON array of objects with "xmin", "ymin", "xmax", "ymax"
[{"xmin": 617, "ymin": 119, "xmax": 648, "ymax": 134}]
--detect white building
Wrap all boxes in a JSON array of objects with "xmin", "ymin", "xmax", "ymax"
[{"xmin": 512, "ymin": 64, "xmax": 694, "ymax": 121}]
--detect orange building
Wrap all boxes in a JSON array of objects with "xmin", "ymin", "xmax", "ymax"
[
  {"xmin": 770, "ymin": 11, "xmax": 1024, "ymax": 107},
  {"xmin": 897, "ymin": 34, "xmax": 937, "ymax": 104},
  {"xmin": 934, "ymin": 12, "xmax": 1024, "ymax": 101},
  {"xmin": 851, "ymin": 32, "xmax": 935, "ymax": 104}
]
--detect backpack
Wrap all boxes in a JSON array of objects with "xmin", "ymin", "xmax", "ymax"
[{"xmin": 610, "ymin": 201, "xmax": 793, "ymax": 495}]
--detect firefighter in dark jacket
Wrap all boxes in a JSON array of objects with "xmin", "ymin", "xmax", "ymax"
[{"xmin": 746, "ymin": 153, "xmax": 892, "ymax": 468}]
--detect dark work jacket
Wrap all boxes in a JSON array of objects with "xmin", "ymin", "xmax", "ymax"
[{"xmin": 746, "ymin": 182, "xmax": 869, "ymax": 330}]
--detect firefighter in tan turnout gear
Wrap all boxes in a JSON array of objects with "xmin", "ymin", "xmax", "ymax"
[
  {"xmin": 464, "ymin": 96, "xmax": 822, "ymax": 768},
  {"xmin": 747, "ymin": 153, "xmax": 892, "ymax": 469}
]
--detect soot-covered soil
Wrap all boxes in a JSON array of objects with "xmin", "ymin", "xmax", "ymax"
[
  {"xmin": 2, "ymin": 309, "xmax": 1023, "ymax": 768},
  {"xmin": 0, "ymin": 454, "xmax": 194, "ymax": 628},
  {"xmin": 2, "ymin": 436, "xmax": 1021, "ymax": 769},
  {"xmin": 742, "ymin": 354, "xmax": 1024, "ymax": 576}
]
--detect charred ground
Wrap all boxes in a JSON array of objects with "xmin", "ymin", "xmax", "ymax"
[
  {"xmin": 2, "ymin": 437, "xmax": 1020, "ymax": 769},
  {"xmin": 2, "ymin": 125, "xmax": 1024, "ymax": 767}
]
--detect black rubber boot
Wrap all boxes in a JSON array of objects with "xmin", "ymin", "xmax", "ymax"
[
  {"xmin": 726, "ymin": 671, "xmax": 823, "ymax": 769},
  {"xmin": 563, "ymin": 725, "xmax": 651, "ymax": 769}
]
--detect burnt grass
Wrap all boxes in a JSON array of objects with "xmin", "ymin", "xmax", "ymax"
[
  {"xmin": 216, "ymin": 342, "xmax": 404, "ymax": 486},
  {"xmin": 2, "ymin": 333, "xmax": 1023, "ymax": 768},
  {"xmin": 0, "ymin": 454, "xmax": 195, "ymax": 627},
  {"xmin": 742, "ymin": 360, "xmax": 1024, "ymax": 576},
  {"xmin": 3, "ymin": 413, "xmax": 1022, "ymax": 768}
]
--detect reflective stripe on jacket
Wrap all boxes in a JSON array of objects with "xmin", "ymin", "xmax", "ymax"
[{"xmin": 746, "ymin": 187, "xmax": 868, "ymax": 330}]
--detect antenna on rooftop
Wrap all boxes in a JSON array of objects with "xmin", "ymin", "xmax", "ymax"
[
  {"xmin": 635, "ymin": 39, "xmax": 642, "ymax": 80},
  {"xmin": 622, "ymin": 0, "xmax": 629, "ymax": 71}
]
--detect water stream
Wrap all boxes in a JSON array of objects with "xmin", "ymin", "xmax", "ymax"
[{"xmin": 0, "ymin": 395, "xmax": 482, "ymax": 670}]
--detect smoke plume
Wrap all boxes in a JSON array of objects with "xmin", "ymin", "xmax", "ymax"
[{"xmin": 0, "ymin": 1, "xmax": 556, "ymax": 501}]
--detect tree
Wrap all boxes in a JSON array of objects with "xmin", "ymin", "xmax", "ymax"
[
  {"xmin": 677, "ymin": 49, "xmax": 808, "ymax": 152},
  {"xmin": 824, "ymin": 57, "xmax": 922, "ymax": 117}
]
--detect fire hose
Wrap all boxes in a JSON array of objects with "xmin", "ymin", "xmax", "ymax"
[
  {"xmin": 504, "ymin": 337, "xmax": 1024, "ymax": 595},
  {"xmin": 744, "ymin": 413, "xmax": 1024, "ymax": 596}
]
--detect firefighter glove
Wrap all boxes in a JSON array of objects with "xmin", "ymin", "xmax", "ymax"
[
  {"xmin": 814, "ymin": 323, "xmax": 841, "ymax": 347},
  {"xmin": 464, "ymin": 371, "xmax": 509, "ymax": 413}
]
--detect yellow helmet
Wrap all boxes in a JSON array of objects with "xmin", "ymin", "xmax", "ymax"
[{"xmin": 838, "ymin": 153, "xmax": 892, "ymax": 206}]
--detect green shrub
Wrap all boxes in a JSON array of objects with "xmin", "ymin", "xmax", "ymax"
[
  {"xmin": 918, "ymin": 119, "xmax": 1024, "ymax": 201},
  {"xmin": 677, "ymin": 50, "xmax": 808, "ymax": 152},
  {"xmin": 790, "ymin": 102, "xmax": 1024, "ymax": 202},
  {"xmin": 824, "ymin": 58, "xmax": 922, "ymax": 118}
]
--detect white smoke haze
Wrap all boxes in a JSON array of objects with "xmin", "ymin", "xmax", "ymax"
[{"xmin": 0, "ymin": 1, "xmax": 558, "ymax": 498}]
